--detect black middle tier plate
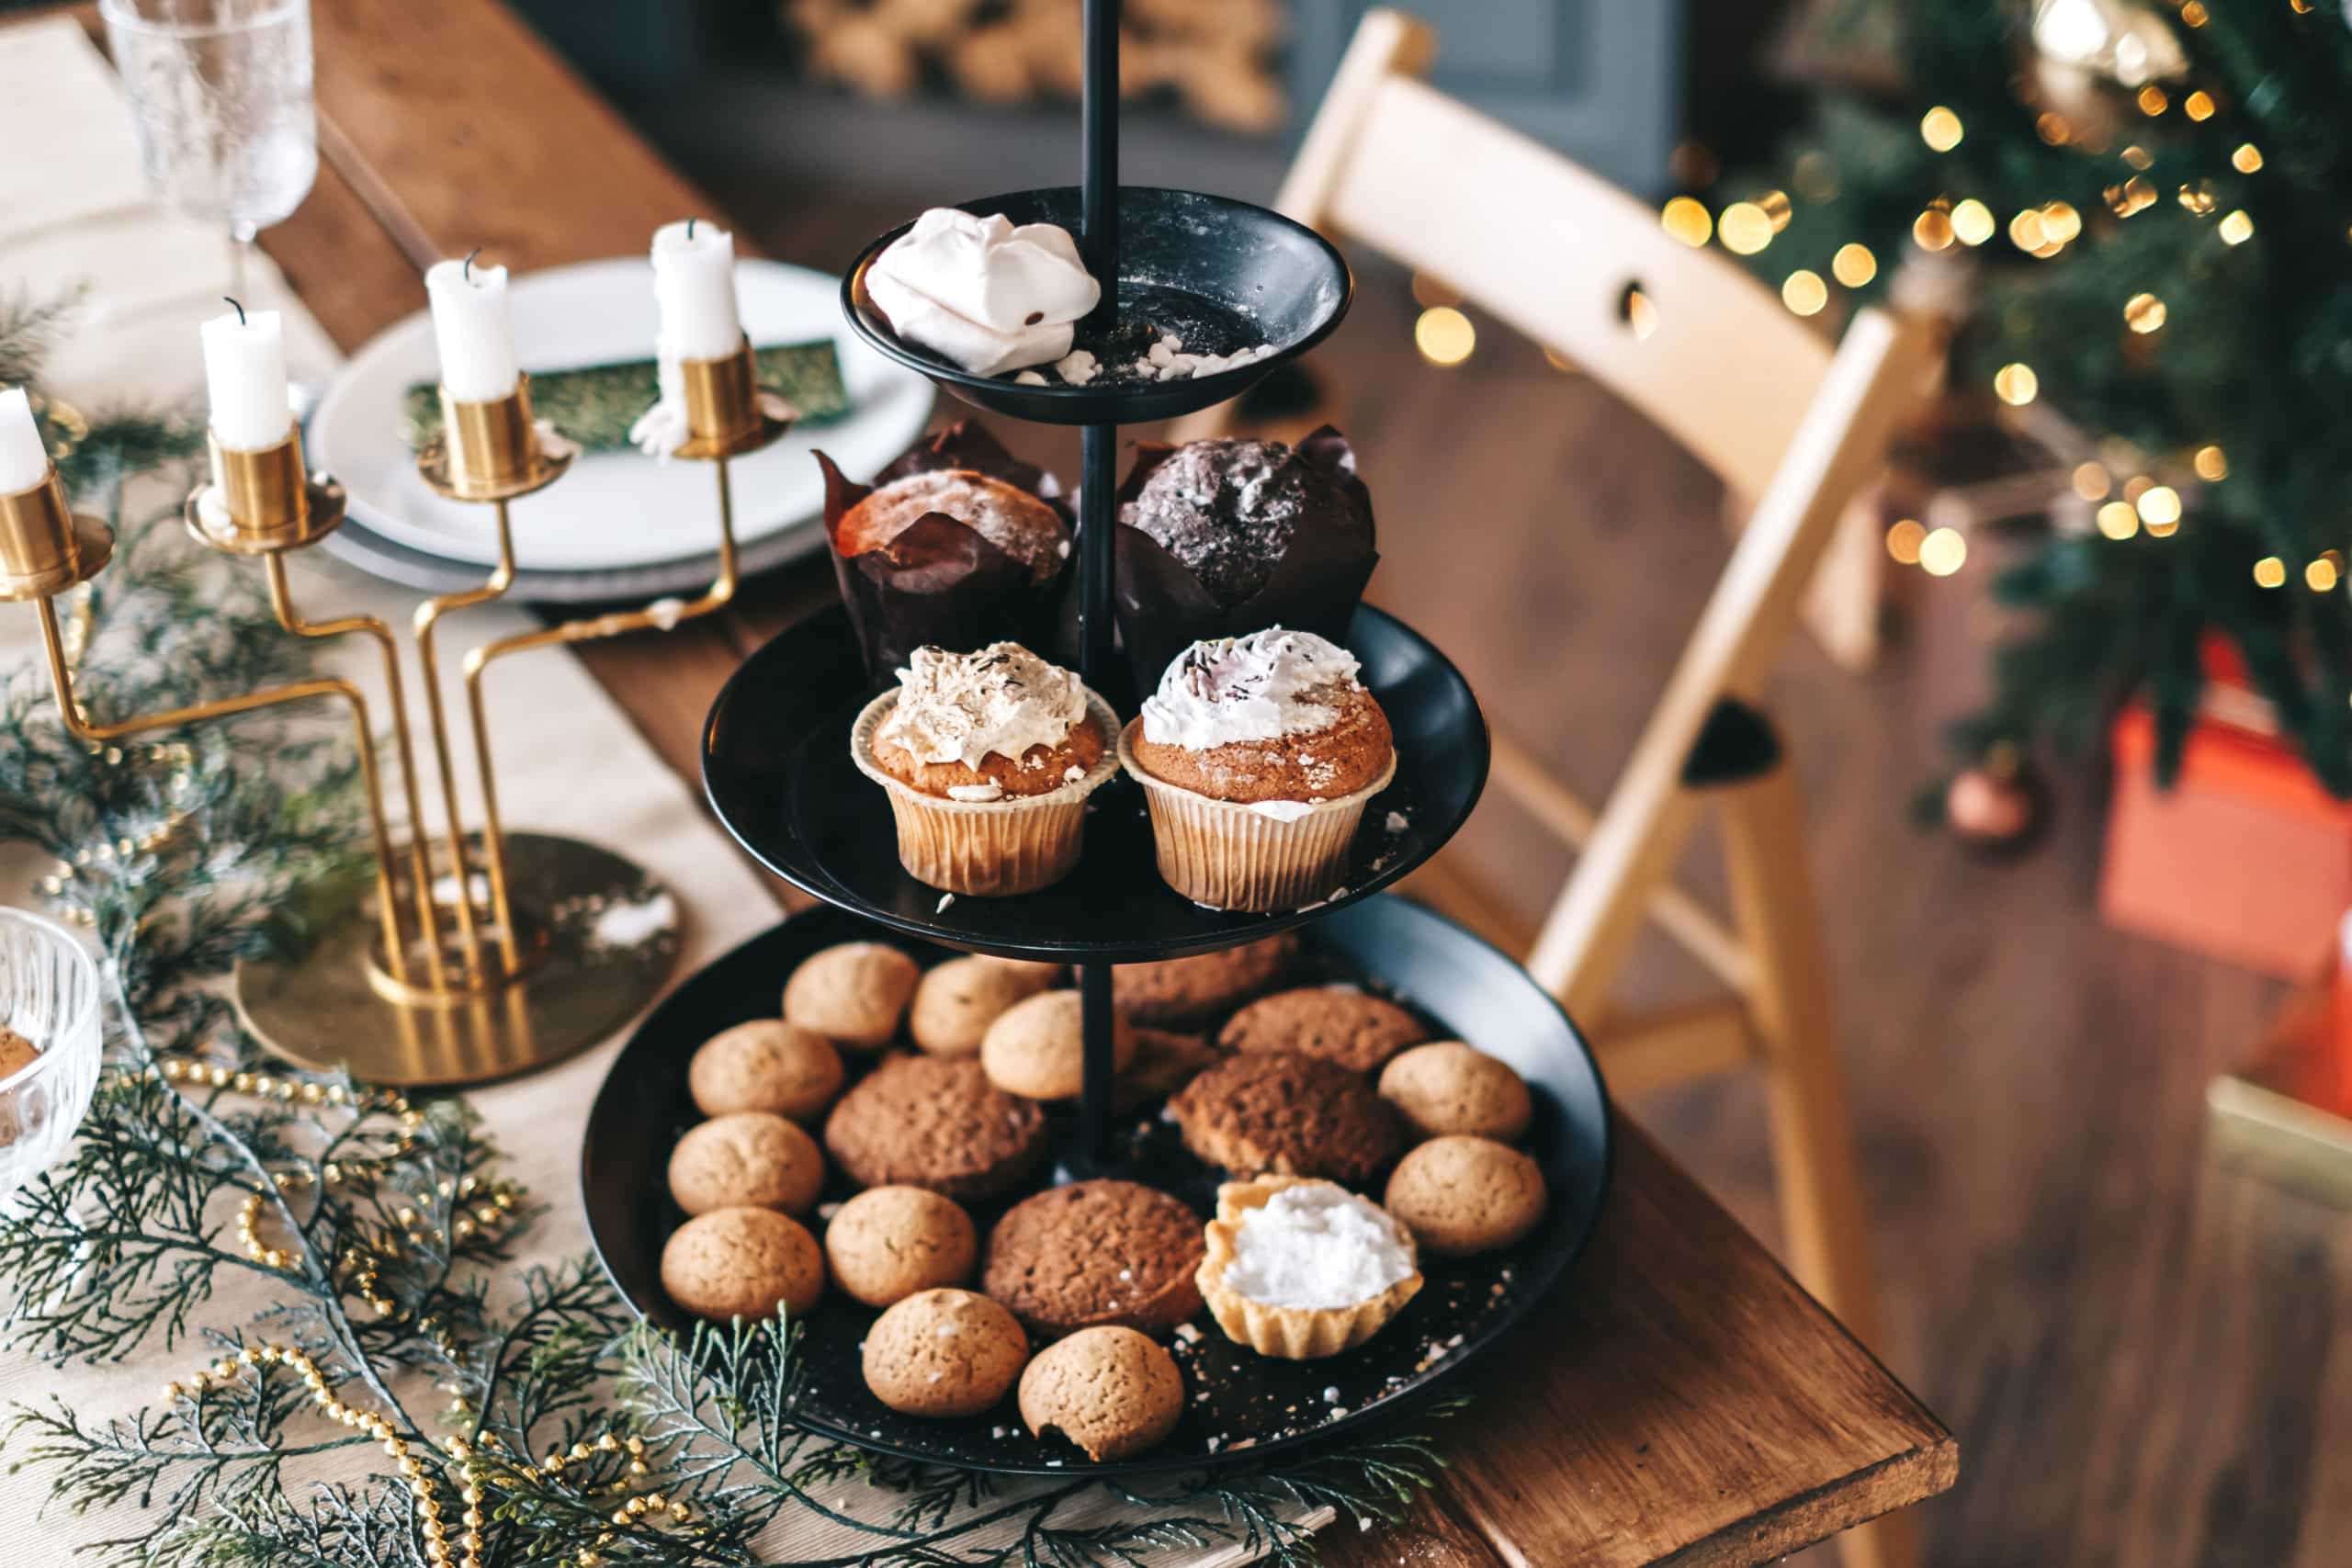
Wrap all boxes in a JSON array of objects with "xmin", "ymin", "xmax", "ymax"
[
  {"xmin": 581, "ymin": 894, "xmax": 1613, "ymax": 1477},
  {"xmin": 843, "ymin": 186, "xmax": 1353, "ymax": 425},
  {"xmin": 701, "ymin": 602, "xmax": 1490, "ymax": 963}
]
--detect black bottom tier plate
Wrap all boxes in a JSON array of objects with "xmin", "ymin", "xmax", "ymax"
[
  {"xmin": 581, "ymin": 895, "xmax": 1612, "ymax": 1477},
  {"xmin": 700, "ymin": 602, "xmax": 1489, "ymax": 963}
]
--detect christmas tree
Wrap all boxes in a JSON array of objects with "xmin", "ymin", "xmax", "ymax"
[{"xmin": 1691, "ymin": 0, "xmax": 2352, "ymax": 793}]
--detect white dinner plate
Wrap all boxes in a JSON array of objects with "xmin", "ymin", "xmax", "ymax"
[{"xmin": 308, "ymin": 258, "xmax": 933, "ymax": 572}]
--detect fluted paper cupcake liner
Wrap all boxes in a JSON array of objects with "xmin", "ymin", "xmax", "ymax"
[
  {"xmin": 852, "ymin": 689, "xmax": 1120, "ymax": 897},
  {"xmin": 1195, "ymin": 1177, "xmax": 1423, "ymax": 1360},
  {"xmin": 1117, "ymin": 719, "xmax": 1396, "ymax": 913}
]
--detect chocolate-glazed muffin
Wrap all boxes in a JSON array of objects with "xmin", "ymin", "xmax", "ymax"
[
  {"xmin": 1113, "ymin": 427, "xmax": 1379, "ymax": 692},
  {"xmin": 1118, "ymin": 437, "xmax": 1366, "ymax": 607}
]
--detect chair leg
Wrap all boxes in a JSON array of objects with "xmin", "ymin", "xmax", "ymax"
[{"xmin": 1713, "ymin": 756, "xmax": 1918, "ymax": 1568}]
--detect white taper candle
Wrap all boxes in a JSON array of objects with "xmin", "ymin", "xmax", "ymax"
[
  {"xmin": 425, "ymin": 257, "xmax": 521, "ymax": 403},
  {"xmin": 650, "ymin": 220, "xmax": 742, "ymax": 363},
  {"xmin": 0, "ymin": 388, "xmax": 50, "ymax": 493},
  {"xmin": 199, "ymin": 307, "xmax": 292, "ymax": 452}
]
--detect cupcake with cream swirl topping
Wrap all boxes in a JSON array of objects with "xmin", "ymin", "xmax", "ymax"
[
  {"xmin": 1117, "ymin": 628, "xmax": 1394, "ymax": 911},
  {"xmin": 854, "ymin": 642, "xmax": 1118, "ymax": 896}
]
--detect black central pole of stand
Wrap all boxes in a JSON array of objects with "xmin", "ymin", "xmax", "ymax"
[
  {"xmin": 1076, "ymin": 426, "xmax": 1118, "ymax": 1168},
  {"xmin": 1078, "ymin": 0, "xmax": 1119, "ymax": 329},
  {"xmin": 1075, "ymin": 0, "xmax": 1123, "ymax": 1171}
]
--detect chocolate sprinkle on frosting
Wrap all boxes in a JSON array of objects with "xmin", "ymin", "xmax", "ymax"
[{"xmin": 1118, "ymin": 438, "xmax": 1359, "ymax": 608}]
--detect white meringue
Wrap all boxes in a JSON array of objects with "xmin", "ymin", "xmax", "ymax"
[{"xmin": 868, "ymin": 209, "xmax": 1102, "ymax": 378}]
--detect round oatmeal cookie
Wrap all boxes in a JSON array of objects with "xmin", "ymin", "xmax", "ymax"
[
  {"xmin": 1169, "ymin": 1051, "xmax": 1401, "ymax": 1182},
  {"xmin": 783, "ymin": 942, "xmax": 922, "ymax": 1049},
  {"xmin": 861, "ymin": 1288, "xmax": 1029, "ymax": 1418},
  {"xmin": 910, "ymin": 954, "xmax": 1057, "ymax": 1055},
  {"xmin": 823, "ymin": 1054, "xmax": 1048, "ymax": 1201},
  {"xmin": 1217, "ymin": 986, "xmax": 1428, "ymax": 1073},
  {"xmin": 824, "ymin": 1185, "xmax": 978, "ymax": 1307},
  {"xmin": 667, "ymin": 1111, "xmax": 826, "ymax": 1217},
  {"xmin": 1383, "ymin": 1134, "xmax": 1548, "ymax": 1256},
  {"xmin": 688, "ymin": 1019, "xmax": 846, "ymax": 1122},
  {"xmin": 979, "ymin": 989, "xmax": 1137, "ymax": 1100},
  {"xmin": 981, "ymin": 1179, "xmax": 1204, "ymax": 1338},
  {"xmin": 1019, "ymin": 1326, "xmax": 1184, "ymax": 1461},
  {"xmin": 1111, "ymin": 933, "xmax": 1298, "ymax": 1026},
  {"xmin": 661, "ymin": 1207, "xmax": 825, "ymax": 1324},
  {"xmin": 1376, "ymin": 1042, "xmax": 1533, "ymax": 1143}
]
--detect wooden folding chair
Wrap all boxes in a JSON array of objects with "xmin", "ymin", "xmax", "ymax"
[{"xmin": 1182, "ymin": 14, "xmax": 1940, "ymax": 1567}]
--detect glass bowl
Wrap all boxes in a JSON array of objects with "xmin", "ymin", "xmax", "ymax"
[{"xmin": 0, "ymin": 908, "xmax": 104, "ymax": 1201}]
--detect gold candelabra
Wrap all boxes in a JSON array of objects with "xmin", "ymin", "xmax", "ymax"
[{"xmin": 3, "ymin": 342, "xmax": 792, "ymax": 1086}]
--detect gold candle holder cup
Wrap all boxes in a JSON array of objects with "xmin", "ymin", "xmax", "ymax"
[
  {"xmin": 418, "ymin": 375, "xmax": 575, "ymax": 502},
  {"xmin": 0, "ymin": 470, "xmax": 112, "ymax": 602},
  {"xmin": 675, "ymin": 338, "xmax": 794, "ymax": 461},
  {"xmin": 187, "ymin": 428, "xmax": 348, "ymax": 555}
]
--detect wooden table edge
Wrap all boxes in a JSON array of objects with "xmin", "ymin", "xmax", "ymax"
[{"xmin": 1658, "ymin": 1433, "xmax": 1960, "ymax": 1568}]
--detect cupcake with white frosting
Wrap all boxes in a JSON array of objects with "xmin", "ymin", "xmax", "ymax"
[
  {"xmin": 853, "ymin": 642, "xmax": 1119, "ymax": 896},
  {"xmin": 1117, "ymin": 627, "xmax": 1396, "ymax": 911},
  {"xmin": 1195, "ymin": 1176, "xmax": 1422, "ymax": 1359}
]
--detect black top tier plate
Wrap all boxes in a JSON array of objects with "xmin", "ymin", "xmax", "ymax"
[
  {"xmin": 701, "ymin": 602, "xmax": 1490, "ymax": 964},
  {"xmin": 842, "ymin": 186, "xmax": 1352, "ymax": 425}
]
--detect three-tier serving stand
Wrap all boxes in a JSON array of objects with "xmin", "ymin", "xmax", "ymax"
[{"xmin": 597, "ymin": 0, "xmax": 1614, "ymax": 1474}]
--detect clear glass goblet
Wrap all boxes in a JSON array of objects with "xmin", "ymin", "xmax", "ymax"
[
  {"xmin": 97, "ymin": 0, "xmax": 319, "ymax": 301},
  {"xmin": 0, "ymin": 908, "xmax": 105, "ymax": 1203}
]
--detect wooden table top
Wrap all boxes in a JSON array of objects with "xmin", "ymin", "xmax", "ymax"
[{"xmin": 223, "ymin": 2, "xmax": 1958, "ymax": 1561}]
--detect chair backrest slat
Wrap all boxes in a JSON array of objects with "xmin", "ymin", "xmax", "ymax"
[
  {"xmin": 1307, "ymin": 73, "xmax": 1835, "ymax": 502},
  {"xmin": 1268, "ymin": 8, "xmax": 1932, "ymax": 1012}
]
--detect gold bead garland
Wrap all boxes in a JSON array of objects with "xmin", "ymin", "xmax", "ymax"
[
  {"xmin": 35, "ymin": 737, "xmax": 201, "ymax": 924},
  {"xmin": 152, "ymin": 1056, "xmax": 527, "ymax": 1318},
  {"xmin": 166, "ymin": 1343, "xmax": 490, "ymax": 1568},
  {"xmin": 146, "ymin": 1057, "xmax": 682, "ymax": 1568}
]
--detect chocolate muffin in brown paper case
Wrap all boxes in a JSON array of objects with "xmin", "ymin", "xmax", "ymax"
[
  {"xmin": 818, "ymin": 420, "xmax": 1074, "ymax": 680},
  {"xmin": 1113, "ymin": 426, "xmax": 1377, "ymax": 694}
]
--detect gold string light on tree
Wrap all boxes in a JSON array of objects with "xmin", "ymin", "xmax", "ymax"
[
  {"xmin": 1699, "ymin": 0, "xmax": 2352, "ymax": 818},
  {"xmin": 1696, "ymin": 19, "xmax": 2311, "ymax": 609}
]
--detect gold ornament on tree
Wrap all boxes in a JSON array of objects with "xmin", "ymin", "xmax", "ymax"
[
  {"xmin": 1946, "ymin": 745, "xmax": 2048, "ymax": 854},
  {"xmin": 2028, "ymin": 0, "xmax": 2187, "ymax": 145}
]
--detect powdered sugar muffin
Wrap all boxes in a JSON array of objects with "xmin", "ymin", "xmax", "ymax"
[
  {"xmin": 1118, "ymin": 629, "xmax": 1395, "ymax": 911},
  {"xmin": 1119, "ymin": 437, "xmax": 1367, "ymax": 609},
  {"xmin": 853, "ymin": 642, "xmax": 1120, "ymax": 895}
]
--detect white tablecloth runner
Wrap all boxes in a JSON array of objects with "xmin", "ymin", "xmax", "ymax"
[{"xmin": 0, "ymin": 17, "xmax": 1324, "ymax": 1562}]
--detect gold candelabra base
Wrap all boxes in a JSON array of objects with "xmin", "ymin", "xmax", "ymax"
[
  {"xmin": 233, "ymin": 832, "xmax": 678, "ymax": 1088},
  {"xmin": 7, "ymin": 338, "xmax": 789, "ymax": 1089}
]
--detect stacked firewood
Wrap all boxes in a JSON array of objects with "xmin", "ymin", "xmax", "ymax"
[{"xmin": 784, "ymin": 0, "xmax": 1289, "ymax": 134}]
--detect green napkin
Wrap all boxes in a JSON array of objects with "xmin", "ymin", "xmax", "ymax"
[{"xmin": 401, "ymin": 340, "xmax": 849, "ymax": 453}]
